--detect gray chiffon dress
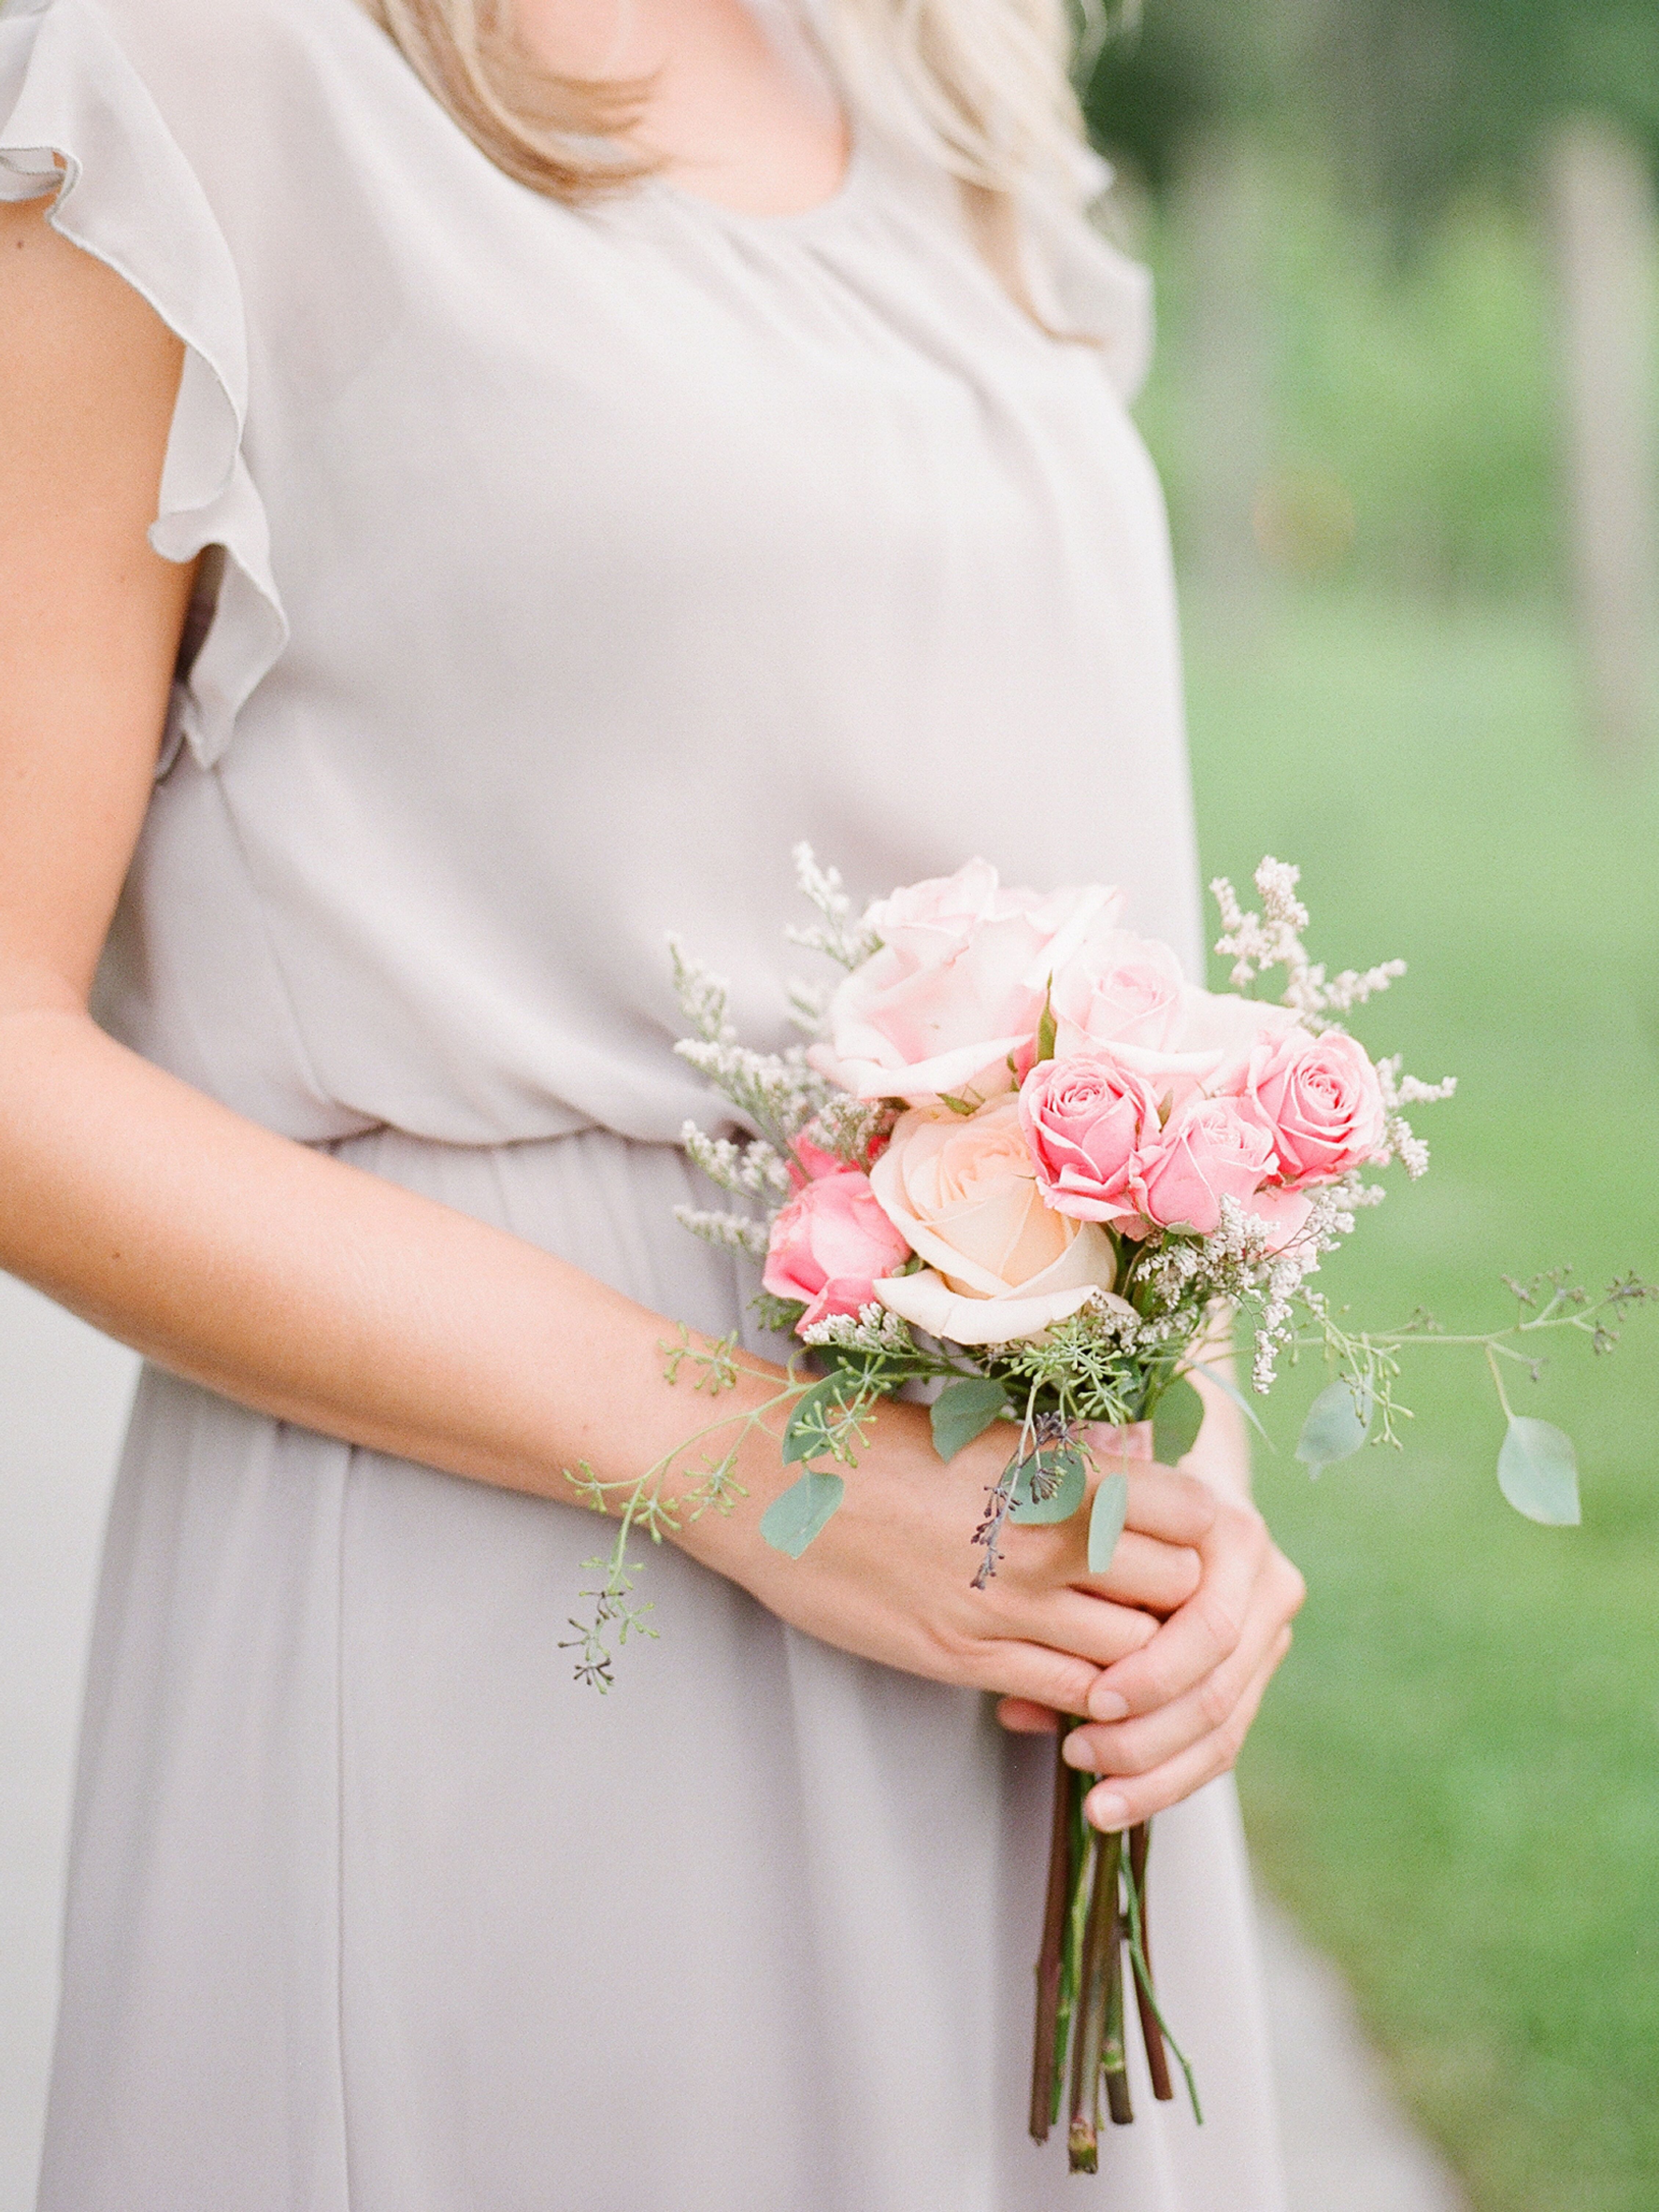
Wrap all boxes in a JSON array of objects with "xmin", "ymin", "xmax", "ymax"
[{"xmin": 0, "ymin": 0, "xmax": 1288, "ymax": 2202}]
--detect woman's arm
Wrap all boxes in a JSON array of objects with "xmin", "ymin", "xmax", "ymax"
[{"xmin": 2, "ymin": 197, "xmax": 1223, "ymax": 1718}]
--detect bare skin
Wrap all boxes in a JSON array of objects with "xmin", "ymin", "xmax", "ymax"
[
  {"xmin": 0, "ymin": 7, "xmax": 1302, "ymax": 1829},
  {"xmin": 514, "ymin": 0, "xmax": 853, "ymax": 216}
]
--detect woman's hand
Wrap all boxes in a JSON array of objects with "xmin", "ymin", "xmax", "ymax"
[
  {"xmin": 997, "ymin": 1481, "xmax": 1305, "ymax": 1829},
  {"xmin": 672, "ymin": 1399, "xmax": 1214, "ymax": 1715}
]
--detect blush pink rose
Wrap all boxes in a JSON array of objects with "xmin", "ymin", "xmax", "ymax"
[
  {"xmin": 867, "ymin": 1098, "xmax": 1120, "ymax": 1343},
  {"xmin": 786, "ymin": 1115, "xmax": 892, "ymax": 1187},
  {"xmin": 808, "ymin": 860, "xmax": 1122, "ymax": 1104},
  {"xmin": 1236, "ymin": 1028, "xmax": 1387, "ymax": 1190},
  {"xmin": 1134, "ymin": 1096, "xmax": 1278, "ymax": 1236},
  {"xmin": 788, "ymin": 1123, "xmax": 858, "ymax": 1186},
  {"xmin": 1177, "ymin": 988, "xmax": 1304, "ymax": 1058},
  {"xmin": 1017, "ymin": 1051, "xmax": 1164, "ymax": 1228},
  {"xmin": 861, "ymin": 859, "xmax": 1121, "ymax": 953},
  {"xmin": 1046, "ymin": 930, "xmax": 1188, "ymax": 1061},
  {"xmin": 762, "ymin": 1170, "xmax": 911, "ymax": 1332},
  {"xmin": 1239, "ymin": 1184, "xmax": 1315, "ymax": 1245},
  {"xmin": 1081, "ymin": 986, "xmax": 1304, "ymax": 1107}
]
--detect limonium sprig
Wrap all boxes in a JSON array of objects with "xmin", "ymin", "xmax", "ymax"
[
  {"xmin": 1210, "ymin": 858, "xmax": 1454, "ymax": 1168},
  {"xmin": 1210, "ymin": 855, "xmax": 1407, "ymax": 1022},
  {"xmin": 678, "ymin": 1124, "xmax": 795, "ymax": 1206},
  {"xmin": 785, "ymin": 840, "xmax": 883, "ymax": 970}
]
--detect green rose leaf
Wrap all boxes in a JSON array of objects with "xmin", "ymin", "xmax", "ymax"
[
  {"xmin": 760, "ymin": 1469, "xmax": 846, "ymax": 1557},
  {"xmin": 782, "ymin": 1374, "xmax": 850, "ymax": 1466},
  {"xmin": 1497, "ymin": 1417, "xmax": 1581, "ymax": 1526},
  {"xmin": 930, "ymin": 1376, "xmax": 1009, "ymax": 1462},
  {"xmin": 1009, "ymin": 1444, "xmax": 1088, "ymax": 1524},
  {"xmin": 1295, "ymin": 1378, "xmax": 1376, "ymax": 1471},
  {"xmin": 1151, "ymin": 1375, "xmax": 1206, "ymax": 1465},
  {"xmin": 1088, "ymin": 1470, "xmax": 1130, "ymax": 1574}
]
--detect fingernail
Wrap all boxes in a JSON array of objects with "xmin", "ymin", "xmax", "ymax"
[
  {"xmin": 1087, "ymin": 1789, "xmax": 1130, "ymax": 1832},
  {"xmin": 1089, "ymin": 1688, "xmax": 1129, "ymax": 1722},
  {"xmin": 1061, "ymin": 1730, "xmax": 1099, "ymax": 1773}
]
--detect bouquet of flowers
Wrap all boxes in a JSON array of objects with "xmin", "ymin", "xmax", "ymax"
[{"xmin": 560, "ymin": 847, "xmax": 1653, "ymax": 2171}]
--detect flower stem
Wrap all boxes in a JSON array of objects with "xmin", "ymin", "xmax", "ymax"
[
  {"xmin": 1128, "ymin": 1822, "xmax": 1175, "ymax": 2101},
  {"xmin": 1120, "ymin": 1818, "xmax": 1204, "ymax": 2124},
  {"xmin": 1485, "ymin": 1340, "xmax": 1516, "ymax": 1419},
  {"xmin": 1029, "ymin": 1728, "xmax": 1077, "ymax": 2143},
  {"xmin": 1066, "ymin": 1830, "xmax": 1106, "ymax": 2172},
  {"xmin": 1102, "ymin": 1834, "xmax": 1134, "ymax": 2127},
  {"xmin": 1068, "ymin": 1825, "xmax": 1127, "ymax": 2170},
  {"xmin": 1055, "ymin": 1778, "xmax": 1091, "ymax": 2125}
]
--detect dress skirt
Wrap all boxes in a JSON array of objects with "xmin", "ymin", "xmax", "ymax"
[{"xmin": 39, "ymin": 1126, "xmax": 1287, "ymax": 2212}]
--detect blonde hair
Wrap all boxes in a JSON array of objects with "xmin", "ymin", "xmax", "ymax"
[{"xmin": 359, "ymin": 0, "xmax": 1103, "ymax": 209}]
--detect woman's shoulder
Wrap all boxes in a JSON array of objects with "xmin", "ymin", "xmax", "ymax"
[
  {"xmin": 0, "ymin": 0, "xmax": 353, "ymax": 774},
  {"xmin": 1, "ymin": 0, "xmax": 477, "ymax": 376}
]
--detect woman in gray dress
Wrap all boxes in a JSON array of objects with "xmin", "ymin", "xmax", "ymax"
[{"xmin": 0, "ymin": 0, "xmax": 1304, "ymax": 2203}]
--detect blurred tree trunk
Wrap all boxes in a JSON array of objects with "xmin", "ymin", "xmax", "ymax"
[
  {"xmin": 1175, "ymin": 131, "xmax": 1273, "ymax": 624},
  {"xmin": 1544, "ymin": 117, "xmax": 1659, "ymax": 767}
]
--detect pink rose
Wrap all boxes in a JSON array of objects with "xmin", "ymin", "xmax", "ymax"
[
  {"xmin": 1236, "ymin": 1028, "xmax": 1387, "ymax": 1190},
  {"xmin": 809, "ymin": 860, "xmax": 1122, "ymax": 1103},
  {"xmin": 868, "ymin": 1098, "xmax": 1120, "ymax": 1343},
  {"xmin": 762, "ymin": 1170, "xmax": 912, "ymax": 1332},
  {"xmin": 1018, "ymin": 1051, "xmax": 1165, "ymax": 1227},
  {"xmin": 1047, "ymin": 930, "xmax": 1187, "ymax": 1060},
  {"xmin": 786, "ymin": 1115, "xmax": 892, "ymax": 1187},
  {"xmin": 788, "ymin": 1124, "xmax": 856, "ymax": 1186},
  {"xmin": 1240, "ymin": 1184, "xmax": 1315, "ymax": 1245},
  {"xmin": 1134, "ymin": 1096, "xmax": 1278, "ymax": 1236}
]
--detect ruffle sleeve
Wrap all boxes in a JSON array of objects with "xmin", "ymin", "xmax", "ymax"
[{"xmin": 0, "ymin": 0, "xmax": 288, "ymax": 770}]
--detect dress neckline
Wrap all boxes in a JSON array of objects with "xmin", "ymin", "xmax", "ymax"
[{"xmin": 646, "ymin": 118, "xmax": 873, "ymax": 237}]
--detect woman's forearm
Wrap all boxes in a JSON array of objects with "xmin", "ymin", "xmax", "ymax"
[{"xmin": 0, "ymin": 999, "xmax": 758, "ymax": 1505}]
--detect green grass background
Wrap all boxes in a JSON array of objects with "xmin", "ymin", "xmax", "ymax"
[{"xmin": 1181, "ymin": 590, "xmax": 1659, "ymax": 2211}]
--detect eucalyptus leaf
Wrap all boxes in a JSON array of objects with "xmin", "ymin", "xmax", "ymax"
[
  {"xmin": 781, "ymin": 1374, "xmax": 847, "ymax": 1466},
  {"xmin": 1295, "ymin": 1378, "xmax": 1375, "ymax": 1471},
  {"xmin": 930, "ymin": 1376, "xmax": 1009, "ymax": 1462},
  {"xmin": 1009, "ymin": 1444, "xmax": 1087, "ymax": 1524},
  {"xmin": 760, "ymin": 1469, "xmax": 846, "ymax": 1557},
  {"xmin": 1151, "ymin": 1375, "xmax": 1206, "ymax": 1465},
  {"xmin": 1497, "ymin": 1417, "xmax": 1580, "ymax": 1526},
  {"xmin": 1088, "ymin": 1471, "xmax": 1130, "ymax": 1574}
]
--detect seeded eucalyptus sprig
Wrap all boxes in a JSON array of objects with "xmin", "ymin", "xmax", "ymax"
[
  {"xmin": 559, "ymin": 1328, "xmax": 923, "ymax": 1687},
  {"xmin": 1287, "ymin": 1269, "xmax": 1659, "ymax": 1523}
]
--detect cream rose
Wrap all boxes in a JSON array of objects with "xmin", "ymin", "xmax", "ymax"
[{"xmin": 867, "ymin": 1098, "xmax": 1121, "ymax": 1344}]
